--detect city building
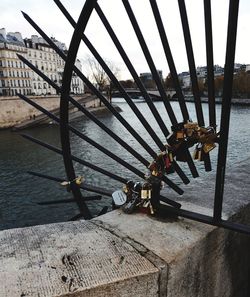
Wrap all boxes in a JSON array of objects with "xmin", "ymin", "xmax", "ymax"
[
  {"xmin": 0, "ymin": 28, "xmax": 32, "ymax": 96},
  {"xmin": 139, "ymin": 70, "xmax": 163, "ymax": 89},
  {"xmin": 0, "ymin": 28, "xmax": 84, "ymax": 97}
]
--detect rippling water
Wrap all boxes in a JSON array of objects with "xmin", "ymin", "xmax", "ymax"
[{"xmin": 0, "ymin": 101, "xmax": 249, "ymax": 230}]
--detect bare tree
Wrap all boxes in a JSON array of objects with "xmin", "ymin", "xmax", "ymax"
[{"xmin": 83, "ymin": 54, "xmax": 120, "ymax": 93}]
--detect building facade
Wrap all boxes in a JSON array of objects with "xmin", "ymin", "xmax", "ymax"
[
  {"xmin": 0, "ymin": 29, "xmax": 84, "ymax": 97},
  {"xmin": 0, "ymin": 28, "xmax": 32, "ymax": 96}
]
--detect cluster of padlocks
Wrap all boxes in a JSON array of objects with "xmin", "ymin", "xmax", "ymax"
[
  {"xmin": 112, "ymin": 177, "xmax": 162, "ymax": 215},
  {"xmin": 112, "ymin": 121, "xmax": 219, "ymax": 214},
  {"xmin": 168, "ymin": 121, "xmax": 218, "ymax": 161}
]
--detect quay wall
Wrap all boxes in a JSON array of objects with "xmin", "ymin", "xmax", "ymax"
[
  {"xmin": 0, "ymin": 160, "xmax": 249, "ymax": 296},
  {"xmin": 0, "ymin": 95, "xmax": 100, "ymax": 129}
]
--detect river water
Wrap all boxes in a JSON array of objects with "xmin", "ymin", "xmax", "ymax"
[{"xmin": 0, "ymin": 101, "xmax": 249, "ymax": 230}]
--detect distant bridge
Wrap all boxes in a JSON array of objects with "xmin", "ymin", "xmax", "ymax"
[{"xmin": 112, "ymin": 88, "xmax": 176, "ymax": 100}]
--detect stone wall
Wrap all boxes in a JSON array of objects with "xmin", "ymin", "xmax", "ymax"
[
  {"xmin": 0, "ymin": 95, "xmax": 100, "ymax": 129},
  {"xmin": 0, "ymin": 96, "xmax": 60, "ymax": 128}
]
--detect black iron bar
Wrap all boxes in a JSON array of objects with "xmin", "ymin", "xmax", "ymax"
[
  {"xmin": 178, "ymin": 0, "xmax": 212, "ymax": 172},
  {"xmin": 38, "ymin": 196, "xmax": 102, "ymax": 205},
  {"xmin": 21, "ymin": 133, "xmax": 127, "ymax": 184},
  {"xmin": 94, "ymin": 3, "xmax": 192, "ymax": 183},
  {"xmin": 122, "ymin": 0, "xmax": 177, "ymax": 124},
  {"xmin": 120, "ymin": 0, "xmax": 198, "ymax": 179},
  {"xmin": 213, "ymin": 0, "xmax": 239, "ymax": 221},
  {"xmin": 18, "ymin": 93, "xmax": 148, "ymax": 180},
  {"xmin": 159, "ymin": 204, "xmax": 250, "ymax": 235},
  {"xmin": 17, "ymin": 54, "xmax": 184, "ymax": 196},
  {"xmin": 149, "ymin": 0, "xmax": 189, "ymax": 121},
  {"xmin": 95, "ymin": 3, "xmax": 169, "ymax": 138},
  {"xmin": 22, "ymin": 11, "xmax": 158, "ymax": 161},
  {"xmin": 28, "ymin": 171, "xmax": 113, "ymax": 196},
  {"xmin": 204, "ymin": 0, "xmax": 216, "ymax": 127},
  {"xmin": 54, "ymin": 0, "xmax": 165, "ymax": 152}
]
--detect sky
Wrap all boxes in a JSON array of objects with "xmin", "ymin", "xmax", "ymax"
[{"xmin": 1, "ymin": 0, "xmax": 250, "ymax": 80}]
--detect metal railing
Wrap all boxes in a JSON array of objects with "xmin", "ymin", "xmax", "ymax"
[{"xmin": 16, "ymin": 0, "xmax": 250, "ymax": 234}]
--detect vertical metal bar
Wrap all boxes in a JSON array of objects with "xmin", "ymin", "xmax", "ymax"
[
  {"xmin": 213, "ymin": 0, "xmax": 239, "ymax": 221},
  {"xmin": 204, "ymin": 0, "xmax": 216, "ymax": 127},
  {"xmin": 149, "ymin": 0, "xmax": 189, "ymax": 122},
  {"xmin": 178, "ymin": 0, "xmax": 212, "ymax": 171}
]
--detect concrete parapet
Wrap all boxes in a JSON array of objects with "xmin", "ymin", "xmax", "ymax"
[{"xmin": 0, "ymin": 159, "xmax": 250, "ymax": 296}]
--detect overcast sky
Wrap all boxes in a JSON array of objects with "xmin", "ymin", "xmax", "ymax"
[{"xmin": 1, "ymin": 0, "xmax": 250, "ymax": 79}]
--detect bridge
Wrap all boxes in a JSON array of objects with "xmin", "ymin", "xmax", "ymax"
[{"xmin": 112, "ymin": 88, "xmax": 176, "ymax": 100}]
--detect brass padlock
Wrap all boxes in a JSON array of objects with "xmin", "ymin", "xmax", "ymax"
[
  {"xmin": 203, "ymin": 142, "xmax": 216, "ymax": 153},
  {"xmin": 176, "ymin": 130, "xmax": 185, "ymax": 140}
]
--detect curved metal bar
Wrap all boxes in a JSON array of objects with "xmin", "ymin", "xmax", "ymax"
[{"xmin": 59, "ymin": 0, "xmax": 96, "ymax": 219}]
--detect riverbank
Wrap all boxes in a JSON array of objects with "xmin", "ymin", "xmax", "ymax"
[
  {"xmin": 0, "ymin": 94, "xmax": 101, "ymax": 130},
  {"xmin": 172, "ymin": 96, "xmax": 250, "ymax": 106}
]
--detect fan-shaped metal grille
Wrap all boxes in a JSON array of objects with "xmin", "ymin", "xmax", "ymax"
[{"xmin": 16, "ymin": 0, "xmax": 250, "ymax": 234}]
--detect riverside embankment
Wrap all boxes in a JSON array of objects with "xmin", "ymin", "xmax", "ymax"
[{"xmin": 0, "ymin": 94, "xmax": 101, "ymax": 129}]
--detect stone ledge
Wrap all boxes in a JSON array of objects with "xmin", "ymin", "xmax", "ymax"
[
  {"xmin": 0, "ymin": 159, "xmax": 249, "ymax": 296},
  {"xmin": 0, "ymin": 221, "xmax": 159, "ymax": 297}
]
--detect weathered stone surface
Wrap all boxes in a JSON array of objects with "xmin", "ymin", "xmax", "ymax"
[{"xmin": 0, "ymin": 221, "xmax": 158, "ymax": 297}]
